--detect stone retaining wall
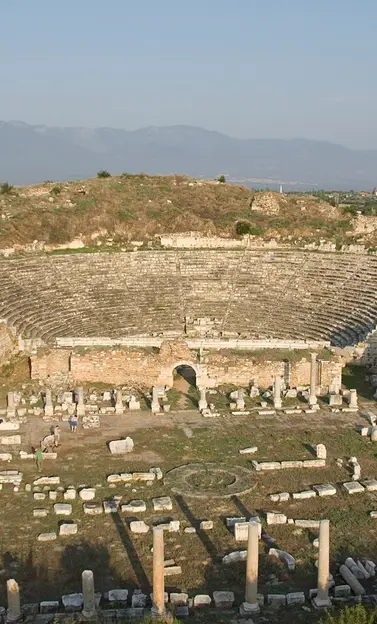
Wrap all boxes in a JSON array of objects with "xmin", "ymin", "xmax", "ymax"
[
  {"xmin": 30, "ymin": 340, "xmax": 342, "ymax": 389},
  {"xmin": 0, "ymin": 322, "xmax": 16, "ymax": 364}
]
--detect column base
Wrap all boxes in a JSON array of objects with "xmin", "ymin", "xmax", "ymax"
[
  {"xmin": 115, "ymin": 407, "xmax": 124, "ymax": 415},
  {"xmin": 7, "ymin": 613, "xmax": 23, "ymax": 623},
  {"xmin": 198, "ymin": 401, "xmax": 208, "ymax": 411},
  {"xmin": 82, "ymin": 609, "xmax": 97, "ymax": 620},
  {"xmin": 273, "ymin": 400, "xmax": 282, "ymax": 410},
  {"xmin": 150, "ymin": 606, "xmax": 168, "ymax": 620},
  {"xmin": 151, "ymin": 402, "xmax": 160, "ymax": 414},
  {"xmin": 312, "ymin": 597, "xmax": 332, "ymax": 609},
  {"xmin": 77, "ymin": 407, "xmax": 86, "ymax": 417},
  {"xmin": 6, "ymin": 409, "xmax": 16, "ymax": 419},
  {"xmin": 239, "ymin": 601, "xmax": 260, "ymax": 617},
  {"xmin": 309, "ymin": 400, "xmax": 320, "ymax": 410}
]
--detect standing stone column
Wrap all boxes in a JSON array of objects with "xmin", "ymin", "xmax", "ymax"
[
  {"xmin": 6, "ymin": 392, "xmax": 15, "ymax": 418},
  {"xmin": 151, "ymin": 387, "xmax": 160, "ymax": 413},
  {"xmin": 152, "ymin": 527, "xmax": 166, "ymax": 617},
  {"xmin": 7, "ymin": 579, "xmax": 21, "ymax": 622},
  {"xmin": 309, "ymin": 353, "xmax": 318, "ymax": 406},
  {"xmin": 198, "ymin": 388, "xmax": 208, "ymax": 411},
  {"xmin": 82, "ymin": 570, "xmax": 96, "ymax": 618},
  {"xmin": 76, "ymin": 387, "xmax": 85, "ymax": 417},
  {"xmin": 44, "ymin": 388, "xmax": 54, "ymax": 417},
  {"xmin": 273, "ymin": 375, "xmax": 282, "ymax": 410},
  {"xmin": 313, "ymin": 520, "xmax": 332, "ymax": 608},
  {"xmin": 236, "ymin": 389, "xmax": 245, "ymax": 410},
  {"xmin": 240, "ymin": 522, "xmax": 260, "ymax": 615},
  {"xmin": 349, "ymin": 389, "xmax": 358, "ymax": 409},
  {"xmin": 115, "ymin": 389, "xmax": 123, "ymax": 415}
]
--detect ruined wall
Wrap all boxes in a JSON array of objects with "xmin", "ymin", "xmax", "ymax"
[
  {"xmin": 30, "ymin": 350, "xmax": 70, "ymax": 379},
  {"xmin": 203, "ymin": 353, "xmax": 342, "ymax": 391},
  {"xmin": 0, "ymin": 322, "xmax": 16, "ymax": 363},
  {"xmin": 30, "ymin": 341, "xmax": 342, "ymax": 391}
]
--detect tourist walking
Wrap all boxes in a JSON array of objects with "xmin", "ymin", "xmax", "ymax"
[
  {"xmin": 70, "ymin": 414, "xmax": 78, "ymax": 433},
  {"xmin": 35, "ymin": 446, "xmax": 43, "ymax": 472},
  {"xmin": 53, "ymin": 424, "xmax": 60, "ymax": 447}
]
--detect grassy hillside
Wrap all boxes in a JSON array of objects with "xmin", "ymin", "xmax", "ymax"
[{"xmin": 0, "ymin": 173, "xmax": 367, "ymax": 249}]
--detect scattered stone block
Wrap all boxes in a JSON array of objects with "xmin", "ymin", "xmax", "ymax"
[
  {"xmin": 109, "ymin": 438, "xmax": 134, "ymax": 454},
  {"xmin": 103, "ymin": 500, "xmax": 118, "ymax": 514},
  {"xmin": 252, "ymin": 461, "xmax": 281, "ymax": 471},
  {"xmin": 130, "ymin": 521, "xmax": 149, "ymax": 534},
  {"xmin": 108, "ymin": 589, "xmax": 128, "ymax": 602},
  {"xmin": 269, "ymin": 548, "xmax": 296, "ymax": 571},
  {"xmin": 303, "ymin": 459, "xmax": 326, "ymax": 468},
  {"xmin": 64, "ymin": 489, "xmax": 77, "ymax": 500},
  {"xmin": 54, "ymin": 503, "xmax": 72, "ymax": 516},
  {"xmin": 270, "ymin": 492, "xmax": 290, "ymax": 502},
  {"xmin": 175, "ymin": 605, "xmax": 189, "ymax": 617},
  {"xmin": 345, "ymin": 557, "xmax": 365, "ymax": 579},
  {"xmin": 33, "ymin": 508, "xmax": 49, "ymax": 518},
  {"xmin": 0, "ymin": 435, "xmax": 21, "ymax": 445},
  {"xmin": 222, "ymin": 550, "xmax": 247, "ymax": 565},
  {"xmin": 152, "ymin": 496, "xmax": 172, "ymax": 511},
  {"xmin": 266, "ymin": 512, "xmax": 287, "ymax": 525},
  {"xmin": 295, "ymin": 519, "xmax": 321, "ymax": 528},
  {"xmin": 170, "ymin": 593, "xmax": 188, "ymax": 605},
  {"xmin": 121, "ymin": 500, "xmax": 146, "ymax": 513},
  {"xmin": 84, "ymin": 503, "xmax": 103, "ymax": 515},
  {"xmin": 280, "ymin": 461, "xmax": 303, "ymax": 469},
  {"xmin": 184, "ymin": 527, "xmax": 196, "ymax": 534},
  {"xmin": 131, "ymin": 591, "xmax": 148, "ymax": 608},
  {"xmin": 292, "ymin": 490, "xmax": 316, "ymax": 500},
  {"xmin": 366, "ymin": 561, "xmax": 376, "ymax": 576},
  {"xmin": 200, "ymin": 520, "xmax": 213, "ymax": 530},
  {"xmin": 193, "ymin": 595, "xmax": 211, "ymax": 607},
  {"xmin": 120, "ymin": 473, "xmax": 133, "ymax": 482},
  {"xmin": 0, "ymin": 453, "xmax": 12, "ymax": 463},
  {"xmin": 62, "ymin": 593, "xmax": 83, "ymax": 612},
  {"xmin": 79, "ymin": 488, "xmax": 96, "ymax": 501},
  {"xmin": 286, "ymin": 592, "xmax": 305, "ymax": 605},
  {"xmin": 234, "ymin": 520, "xmax": 261, "ymax": 541},
  {"xmin": 363, "ymin": 480, "xmax": 377, "ymax": 491},
  {"xmin": 226, "ymin": 516, "xmax": 246, "ymax": 528},
  {"xmin": 164, "ymin": 566, "xmax": 182, "ymax": 576},
  {"xmin": 343, "ymin": 482, "xmax": 365, "ymax": 494},
  {"xmin": 313, "ymin": 484, "xmax": 337, "ymax": 497},
  {"xmin": 25, "ymin": 484, "xmax": 32, "ymax": 492},
  {"xmin": 40, "ymin": 601, "xmax": 59, "ymax": 614},
  {"xmin": 239, "ymin": 447, "xmax": 258, "ymax": 455},
  {"xmin": 268, "ymin": 594, "xmax": 286, "ymax": 606},
  {"xmin": 334, "ymin": 585, "xmax": 351, "ymax": 597},
  {"xmin": 37, "ymin": 532, "xmax": 57, "ymax": 542},
  {"xmin": 49, "ymin": 491, "xmax": 57, "ymax": 501},
  {"xmin": 213, "ymin": 591, "xmax": 234, "ymax": 608},
  {"xmin": 132, "ymin": 472, "xmax": 155, "ymax": 482},
  {"xmin": 149, "ymin": 467, "xmax": 163, "ymax": 480},
  {"xmin": 59, "ymin": 522, "xmax": 78, "ymax": 536},
  {"xmin": 34, "ymin": 476, "xmax": 60, "ymax": 486},
  {"xmin": 34, "ymin": 493, "xmax": 46, "ymax": 501}
]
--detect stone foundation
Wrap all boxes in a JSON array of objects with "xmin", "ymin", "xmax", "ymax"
[{"xmin": 30, "ymin": 340, "xmax": 342, "ymax": 390}]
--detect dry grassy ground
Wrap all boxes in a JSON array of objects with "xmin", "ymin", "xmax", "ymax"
[
  {"xmin": 0, "ymin": 174, "xmax": 357, "ymax": 249},
  {"xmin": 0, "ymin": 366, "xmax": 376, "ymax": 623}
]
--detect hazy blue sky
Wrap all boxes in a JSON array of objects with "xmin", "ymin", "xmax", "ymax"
[{"xmin": 1, "ymin": 0, "xmax": 376, "ymax": 148}]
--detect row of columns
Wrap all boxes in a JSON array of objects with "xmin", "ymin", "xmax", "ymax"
[
  {"xmin": 6, "ymin": 520, "xmax": 330, "ymax": 619},
  {"xmin": 242, "ymin": 519, "xmax": 331, "ymax": 613},
  {"xmin": 5, "ymin": 528, "xmax": 167, "ymax": 621}
]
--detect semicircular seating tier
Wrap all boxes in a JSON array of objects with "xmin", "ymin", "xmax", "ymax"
[{"xmin": 1, "ymin": 250, "xmax": 377, "ymax": 347}]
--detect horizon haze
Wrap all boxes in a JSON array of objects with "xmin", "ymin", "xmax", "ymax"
[{"xmin": 0, "ymin": 0, "xmax": 376, "ymax": 149}]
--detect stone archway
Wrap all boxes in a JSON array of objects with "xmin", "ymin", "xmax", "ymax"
[{"xmin": 172, "ymin": 363, "xmax": 199, "ymax": 410}]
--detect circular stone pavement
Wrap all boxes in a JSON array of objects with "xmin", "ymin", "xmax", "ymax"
[{"xmin": 164, "ymin": 462, "xmax": 256, "ymax": 499}]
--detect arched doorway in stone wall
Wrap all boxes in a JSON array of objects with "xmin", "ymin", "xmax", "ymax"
[{"xmin": 171, "ymin": 363, "xmax": 199, "ymax": 410}]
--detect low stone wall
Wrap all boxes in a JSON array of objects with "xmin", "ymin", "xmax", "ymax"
[{"xmin": 30, "ymin": 340, "xmax": 342, "ymax": 390}]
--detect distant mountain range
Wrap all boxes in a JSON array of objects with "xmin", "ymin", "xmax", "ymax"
[{"xmin": 1, "ymin": 120, "xmax": 377, "ymax": 190}]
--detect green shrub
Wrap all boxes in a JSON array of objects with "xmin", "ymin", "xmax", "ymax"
[
  {"xmin": 320, "ymin": 604, "xmax": 377, "ymax": 624},
  {"xmin": 50, "ymin": 185, "xmax": 62, "ymax": 196},
  {"xmin": 235, "ymin": 220, "xmax": 265, "ymax": 236},
  {"xmin": 0, "ymin": 182, "xmax": 13, "ymax": 194},
  {"xmin": 217, "ymin": 174, "xmax": 226, "ymax": 183},
  {"xmin": 97, "ymin": 170, "xmax": 111, "ymax": 179}
]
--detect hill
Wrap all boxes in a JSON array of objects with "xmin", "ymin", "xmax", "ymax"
[
  {"xmin": 1, "ymin": 173, "xmax": 375, "ymax": 251},
  {"xmin": 1, "ymin": 121, "xmax": 377, "ymax": 189}
]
